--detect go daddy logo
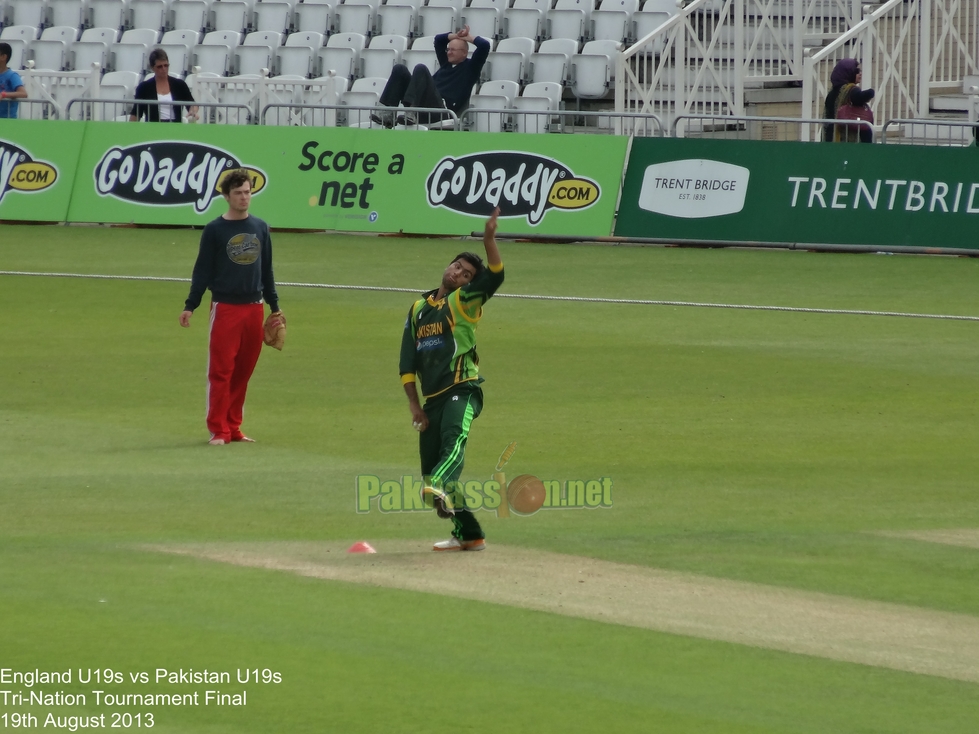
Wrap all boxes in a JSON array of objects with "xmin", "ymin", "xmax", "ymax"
[
  {"xmin": 0, "ymin": 140, "xmax": 58, "ymax": 204},
  {"xmin": 426, "ymin": 151, "xmax": 600, "ymax": 225},
  {"xmin": 94, "ymin": 141, "xmax": 266, "ymax": 214}
]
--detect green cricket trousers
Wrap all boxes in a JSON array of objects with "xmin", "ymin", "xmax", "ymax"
[{"xmin": 420, "ymin": 382, "xmax": 484, "ymax": 541}]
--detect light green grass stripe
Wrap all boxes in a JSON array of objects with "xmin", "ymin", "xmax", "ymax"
[{"xmin": 4, "ymin": 270, "xmax": 979, "ymax": 322}]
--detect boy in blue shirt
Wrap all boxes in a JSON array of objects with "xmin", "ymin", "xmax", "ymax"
[{"xmin": 0, "ymin": 43, "xmax": 26, "ymax": 119}]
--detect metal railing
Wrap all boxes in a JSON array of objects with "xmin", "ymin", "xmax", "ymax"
[
  {"xmin": 64, "ymin": 98, "xmax": 252, "ymax": 124},
  {"xmin": 261, "ymin": 102, "xmax": 461, "ymax": 129},
  {"xmin": 881, "ymin": 118, "xmax": 977, "ymax": 145},
  {"xmin": 5, "ymin": 98, "xmax": 61, "ymax": 120},
  {"xmin": 461, "ymin": 107, "xmax": 665, "ymax": 136},
  {"xmin": 673, "ymin": 112, "xmax": 873, "ymax": 141}
]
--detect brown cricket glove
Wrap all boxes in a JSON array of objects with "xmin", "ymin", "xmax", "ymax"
[{"xmin": 263, "ymin": 311, "xmax": 286, "ymax": 350}]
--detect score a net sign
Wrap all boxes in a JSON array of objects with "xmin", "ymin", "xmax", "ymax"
[{"xmin": 638, "ymin": 159, "xmax": 750, "ymax": 218}]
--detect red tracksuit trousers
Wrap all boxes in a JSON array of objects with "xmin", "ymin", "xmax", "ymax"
[{"xmin": 206, "ymin": 302, "xmax": 264, "ymax": 441}]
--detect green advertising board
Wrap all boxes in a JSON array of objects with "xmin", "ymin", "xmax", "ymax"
[
  {"xmin": 65, "ymin": 123, "xmax": 626, "ymax": 237},
  {"xmin": 615, "ymin": 138, "xmax": 979, "ymax": 251},
  {"xmin": 0, "ymin": 120, "xmax": 85, "ymax": 222}
]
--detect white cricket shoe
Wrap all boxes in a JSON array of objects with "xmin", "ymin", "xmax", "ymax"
[{"xmin": 433, "ymin": 538, "xmax": 486, "ymax": 552}]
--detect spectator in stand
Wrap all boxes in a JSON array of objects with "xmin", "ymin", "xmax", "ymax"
[
  {"xmin": 130, "ymin": 49, "xmax": 198, "ymax": 122},
  {"xmin": 0, "ymin": 43, "xmax": 27, "ymax": 119},
  {"xmin": 823, "ymin": 58, "xmax": 875, "ymax": 143},
  {"xmin": 373, "ymin": 25, "xmax": 489, "ymax": 128}
]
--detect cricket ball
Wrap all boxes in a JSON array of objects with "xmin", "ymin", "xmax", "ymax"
[{"xmin": 507, "ymin": 474, "xmax": 546, "ymax": 515}]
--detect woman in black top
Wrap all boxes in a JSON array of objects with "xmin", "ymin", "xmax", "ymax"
[
  {"xmin": 130, "ymin": 48, "xmax": 198, "ymax": 122},
  {"xmin": 823, "ymin": 58, "xmax": 875, "ymax": 143}
]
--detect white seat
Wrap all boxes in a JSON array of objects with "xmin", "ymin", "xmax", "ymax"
[
  {"xmin": 590, "ymin": 0, "xmax": 638, "ymax": 43},
  {"xmin": 235, "ymin": 30, "xmax": 282, "ymax": 74},
  {"xmin": 253, "ymin": 1, "xmax": 293, "ymax": 32},
  {"xmin": 7, "ymin": 0, "xmax": 47, "ymax": 28},
  {"xmin": 72, "ymin": 39, "xmax": 113, "ymax": 71},
  {"xmin": 340, "ymin": 87, "xmax": 379, "ymax": 126},
  {"xmin": 416, "ymin": 0, "xmax": 456, "ymax": 37},
  {"xmin": 0, "ymin": 38, "xmax": 30, "ymax": 69},
  {"xmin": 375, "ymin": 2, "xmax": 415, "ymax": 37},
  {"xmin": 546, "ymin": 0, "xmax": 589, "ymax": 44},
  {"xmin": 31, "ymin": 27, "xmax": 79, "ymax": 71},
  {"xmin": 128, "ymin": 0, "xmax": 169, "ymax": 33},
  {"xmin": 111, "ymin": 42, "xmax": 150, "ymax": 73},
  {"xmin": 512, "ymin": 79, "xmax": 560, "ymax": 132},
  {"xmin": 359, "ymin": 33, "xmax": 406, "ymax": 79},
  {"xmin": 156, "ymin": 41, "xmax": 192, "ymax": 74},
  {"xmin": 262, "ymin": 73, "xmax": 305, "ymax": 124},
  {"xmin": 633, "ymin": 6, "xmax": 671, "ymax": 48},
  {"xmin": 302, "ymin": 72, "xmax": 346, "ymax": 125},
  {"xmin": 274, "ymin": 30, "xmax": 323, "ymax": 76},
  {"xmin": 467, "ymin": 93, "xmax": 508, "ymax": 132},
  {"xmin": 0, "ymin": 24, "xmax": 39, "ymax": 42},
  {"xmin": 460, "ymin": 2, "xmax": 500, "ymax": 42},
  {"xmin": 501, "ymin": 5, "xmax": 547, "ymax": 41},
  {"xmin": 486, "ymin": 35, "xmax": 533, "ymax": 83},
  {"xmin": 171, "ymin": 0, "xmax": 209, "ymax": 33},
  {"xmin": 316, "ymin": 30, "xmax": 365, "ymax": 79},
  {"xmin": 477, "ymin": 78, "xmax": 519, "ymax": 105},
  {"xmin": 101, "ymin": 68, "xmax": 140, "ymax": 93},
  {"xmin": 121, "ymin": 27, "xmax": 161, "ymax": 45},
  {"xmin": 193, "ymin": 31, "xmax": 242, "ymax": 75},
  {"xmin": 293, "ymin": 0, "xmax": 333, "ymax": 33},
  {"xmin": 570, "ymin": 39, "xmax": 619, "ymax": 99},
  {"xmin": 530, "ymin": 37, "xmax": 576, "ymax": 83},
  {"xmin": 88, "ymin": 0, "xmax": 128, "ymax": 32},
  {"xmin": 333, "ymin": 0, "xmax": 376, "ymax": 36},
  {"xmin": 211, "ymin": 0, "xmax": 251, "ymax": 32},
  {"xmin": 47, "ymin": 0, "xmax": 85, "ymax": 28},
  {"xmin": 402, "ymin": 35, "xmax": 436, "ymax": 75}
]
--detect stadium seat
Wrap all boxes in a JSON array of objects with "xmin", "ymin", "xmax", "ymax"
[
  {"xmin": 31, "ymin": 26, "xmax": 79, "ymax": 71},
  {"xmin": 71, "ymin": 27, "xmax": 120, "ymax": 71},
  {"xmin": 171, "ymin": 0, "xmax": 210, "ymax": 34},
  {"xmin": 546, "ymin": 0, "xmax": 589, "ymax": 45},
  {"xmin": 477, "ymin": 78, "xmax": 520, "ymax": 106},
  {"xmin": 467, "ymin": 92, "xmax": 509, "ymax": 132},
  {"xmin": 157, "ymin": 29, "xmax": 199, "ymax": 74},
  {"xmin": 274, "ymin": 30, "xmax": 324, "ymax": 76},
  {"xmin": 0, "ymin": 43, "xmax": 29, "ymax": 70},
  {"xmin": 530, "ymin": 37, "xmax": 576, "ymax": 84},
  {"xmin": 211, "ymin": 0, "xmax": 252, "ymax": 33},
  {"xmin": 460, "ymin": 0, "xmax": 500, "ymax": 43},
  {"xmin": 590, "ymin": 0, "xmax": 638, "ymax": 44},
  {"xmin": 99, "ymin": 69, "xmax": 141, "ymax": 118},
  {"xmin": 235, "ymin": 30, "xmax": 282, "ymax": 74},
  {"xmin": 503, "ymin": 0, "xmax": 548, "ymax": 42},
  {"xmin": 512, "ymin": 79, "xmax": 561, "ymax": 132},
  {"xmin": 7, "ymin": 0, "xmax": 48, "ymax": 29},
  {"xmin": 316, "ymin": 31, "xmax": 365, "ymax": 80},
  {"xmin": 334, "ymin": 0, "xmax": 378, "ymax": 36},
  {"xmin": 632, "ymin": 6, "xmax": 671, "ymax": 49},
  {"xmin": 253, "ymin": 1, "xmax": 294, "ymax": 33},
  {"xmin": 301, "ymin": 72, "xmax": 346, "ymax": 125},
  {"xmin": 128, "ymin": 0, "xmax": 169, "ymax": 35},
  {"xmin": 88, "ymin": 0, "xmax": 128, "ymax": 33},
  {"xmin": 293, "ymin": 0, "xmax": 333, "ymax": 34},
  {"xmin": 217, "ymin": 74, "xmax": 260, "ymax": 123},
  {"xmin": 401, "ymin": 34, "xmax": 436, "ymax": 75},
  {"xmin": 47, "ymin": 0, "xmax": 85, "ymax": 29},
  {"xmin": 359, "ymin": 33, "xmax": 407, "ymax": 79},
  {"xmin": 375, "ymin": 2, "xmax": 416, "ymax": 38},
  {"xmin": 192, "ymin": 30, "xmax": 243, "ymax": 75},
  {"xmin": 486, "ymin": 35, "xmax": 534, "ymax": 84},
  {"xmin": 570, "ymin": 39, "xmax": 620, "ymax": 99},
  {"xmin": 416, "ymin": 0, "xmax": 458, "ymax": 38}
]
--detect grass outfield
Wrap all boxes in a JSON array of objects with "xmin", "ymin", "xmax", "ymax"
[{"xmin": 3, "ymin": 222, "xmax": 979, "ymax": 733}]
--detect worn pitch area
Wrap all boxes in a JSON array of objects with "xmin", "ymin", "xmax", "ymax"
[{"xmin": 148, "ymin": 541, "xmax": 979, "ymax": 684}]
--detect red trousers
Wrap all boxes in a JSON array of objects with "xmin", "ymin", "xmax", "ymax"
[{"xmin": 206, "ymin": 302, "xmax": 264, "ymax": 441}]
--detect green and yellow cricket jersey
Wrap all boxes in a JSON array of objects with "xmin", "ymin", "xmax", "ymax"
[{"xmin": 399, "ymin": 263, "xmax": 505, "ymax": 400}]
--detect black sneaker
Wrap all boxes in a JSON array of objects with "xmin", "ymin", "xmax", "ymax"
[{"xmin": 371, "ymin": 112, "xmax": 394, "ymax": 129}]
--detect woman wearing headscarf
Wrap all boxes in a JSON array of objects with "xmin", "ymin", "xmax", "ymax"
[{"xmin": 823, "ymin": 58, "xmax": 875, "ymax": 143}]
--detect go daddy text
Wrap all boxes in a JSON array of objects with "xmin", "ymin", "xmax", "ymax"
[{"xmin": 355, "ymin": 475, "xmax": 613, "ymax": 513}]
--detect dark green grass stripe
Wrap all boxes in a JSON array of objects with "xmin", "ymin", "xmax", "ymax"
[{"xmin": 4, "ymin": 270, "xmax": 979, "ymax": 321}]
